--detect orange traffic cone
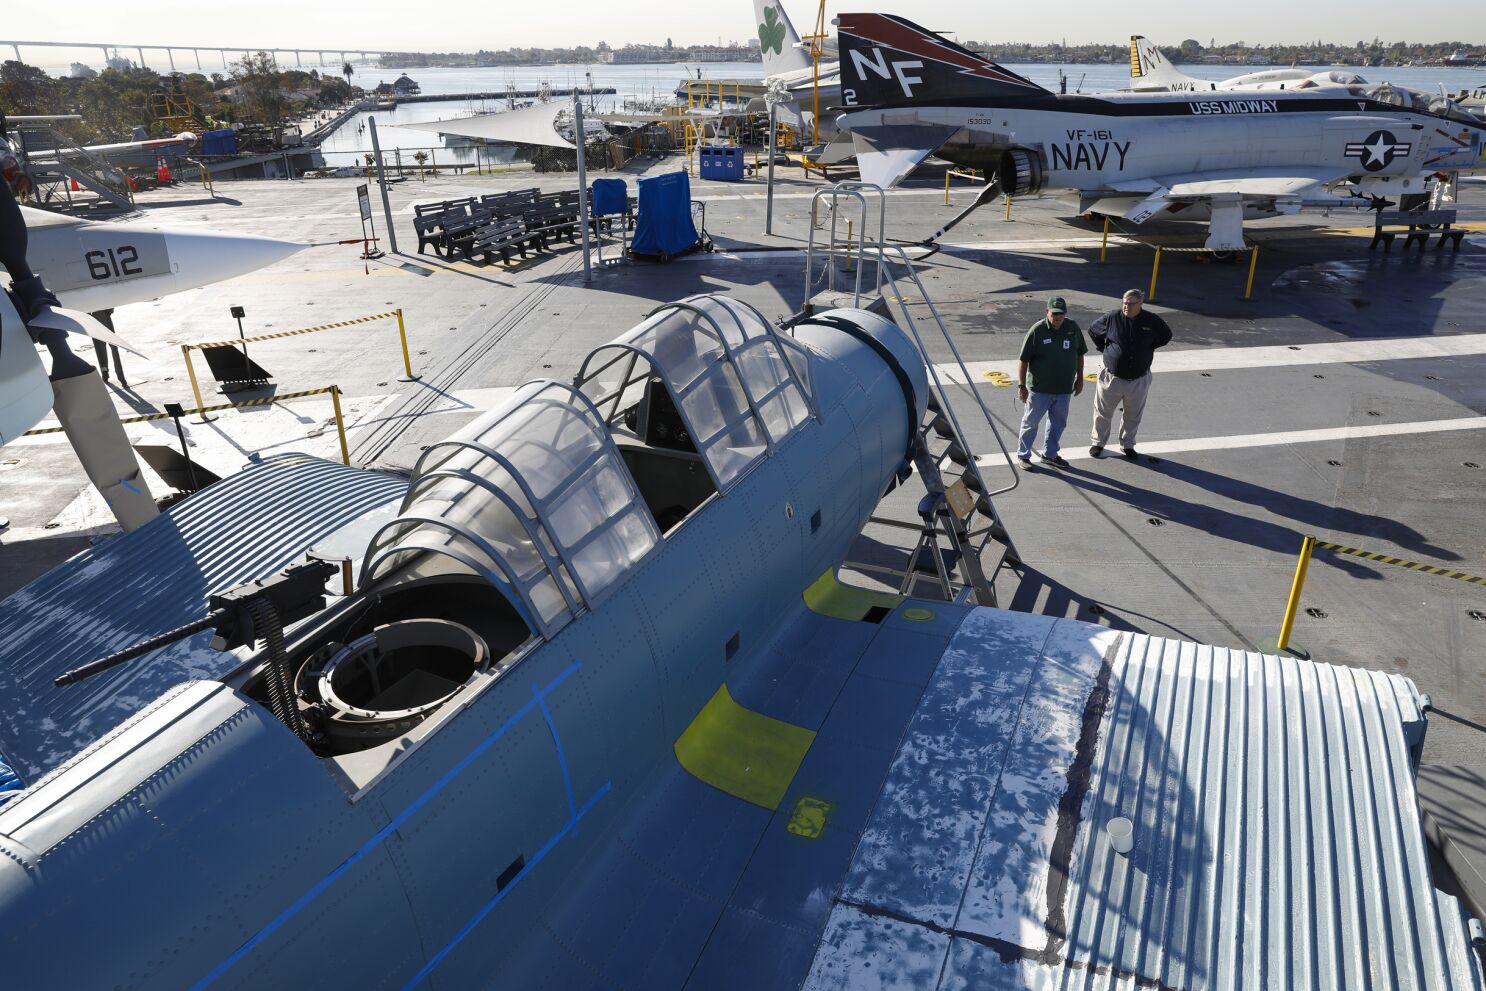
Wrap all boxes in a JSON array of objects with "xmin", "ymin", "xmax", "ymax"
[{"xmin": 156, "ymin": 157, "xmax": 172, "ymax": 183}]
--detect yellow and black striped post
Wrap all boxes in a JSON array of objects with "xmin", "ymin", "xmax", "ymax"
[
  {"xmin": 1277, "ymin": 534, "xmax": 1486, "ymax": 653},
  {"xmin": 182, "ymin": 310, "xmax": 416, "ymax": 394}
]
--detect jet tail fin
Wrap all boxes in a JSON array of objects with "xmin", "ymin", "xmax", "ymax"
[
  {"xmin": 754, "ymin": 0, "xmax": 812, "ymax": 77},
  {"xmin": 1128, "ymin": 36, "xmax": 1216, "ymax": 92},
  {"xmin": 836, "ymin": 13, "xmax": 1049, "ymax": 110}
]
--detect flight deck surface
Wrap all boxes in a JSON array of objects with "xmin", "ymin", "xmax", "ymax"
[{"xmin": 1, "ymin": 162, "xmax": 1484, "ymax": 983}]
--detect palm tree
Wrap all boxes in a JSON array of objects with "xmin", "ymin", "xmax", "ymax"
[{"xmin": 342, "ymin": 61, "xmax": 354, "ymax": 84}]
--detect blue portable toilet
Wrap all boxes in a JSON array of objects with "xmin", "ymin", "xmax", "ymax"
[{"xmin": 630, "ymin": 171, "xmax": 703, "ymax": 261}]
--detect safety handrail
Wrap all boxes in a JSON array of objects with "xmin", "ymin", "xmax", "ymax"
[{"xmin": 803, "ymin": 181, "xmax": 1019, "ymax": 499}]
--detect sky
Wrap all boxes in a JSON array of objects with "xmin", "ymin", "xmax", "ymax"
[{"xmin": 9, "ymin": 0, "xmax": 1486, "ymax": 60}]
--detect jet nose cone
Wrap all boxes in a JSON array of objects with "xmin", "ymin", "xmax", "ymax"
[{"xmin": 160, "ymin": 228, "xmax": 307, "ymax": 288}]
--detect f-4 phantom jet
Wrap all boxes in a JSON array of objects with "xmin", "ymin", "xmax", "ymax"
[
  {"xmin": 836, "ymin": 13, "xmax": 1486, "ymax": 249},
  {"xmin": 1127, "ymin": 36, "xmax": 1368, "ymax": 93}
]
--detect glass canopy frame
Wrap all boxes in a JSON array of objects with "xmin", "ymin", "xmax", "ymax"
[
  {"xmin": 360, "ymin": 380, "xmax": 663, "ymax": 639},
  {"xmin": 574, "ymin": 293, "xmax": 816, "ymax": 492}
]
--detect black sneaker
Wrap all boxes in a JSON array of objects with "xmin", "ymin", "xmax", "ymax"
[
  {"xmin": 1040, "ymin": 453, "xmax": 1069, "ymax": 468},
  {"xmin": 1122, "ymin": 447, "xmax": 1138, "ymax": 459},
  {"xmin": 1089, "ymin": 445, "xmax": 1103, "ymax": 457}
]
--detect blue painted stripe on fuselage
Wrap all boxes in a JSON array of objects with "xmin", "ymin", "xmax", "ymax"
[
  {"xmin": 537, "ymin": 685, "xmax": 579, "ymax": 829},
  {"xmin": 397, "ymin": 781, "xmax": 611, "ymax": 991},
  {"xmin": 190, "ymin": 660, "xmax": 584, "ymax": 990}
]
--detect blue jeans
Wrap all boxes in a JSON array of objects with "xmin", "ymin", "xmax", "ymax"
[{"xmin": 1017, "ymin": 391, "xmax": 1071, "ymax": 459}]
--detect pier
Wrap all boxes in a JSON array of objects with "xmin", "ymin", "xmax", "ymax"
[{"xmin": 392, "ymin": 88, "xmax": 618, "ymax": 105}]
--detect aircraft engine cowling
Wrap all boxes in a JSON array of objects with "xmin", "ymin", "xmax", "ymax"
[{"xmin": 997, "ymin": 148, "xmax": 1045, "ymax": 196}]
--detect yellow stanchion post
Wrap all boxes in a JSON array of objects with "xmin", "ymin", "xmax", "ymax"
[
  {"xmin": 944, "ymin": 172, "xmax": 951, "ymax": 206},
  {"xmin": 1148, "ymin": 247, "xmax": 1163, "ymax": 302},
  {"xmin": 1244, "ymin": 245, "xmax": 1260, "ymax": 300},
  {"xmin": 845, "ymin": 220, "xmax": 854, "ymax": 272},
  {"xmin": 329, "ymin": 385, "xmax": 351, "ymax": 466},
  {"xmin": 395, "ymin": 308, "xmax": 419, "ymax": 381},
  {"xmin": 1100, "ymin": 217, "xmax": 1110, "ymax": 263},
  {"xmin": 181, "ymin": 345, "xmax": 212, "ymax": 423},
  {"xmin": 1276, "ymin": 535, "xmax": 1316, "ymax": 652},
  {"xmin": 1004, "ymin": 194, "xmax": 1013, "ymax": 222}
]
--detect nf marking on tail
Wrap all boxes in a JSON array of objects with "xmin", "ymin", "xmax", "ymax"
[{"xmin": 848, "ymin": 47, "xmax": 925, "ymax": 99}]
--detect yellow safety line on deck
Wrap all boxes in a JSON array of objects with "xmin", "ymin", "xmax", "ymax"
[
  {"xmin": 674, "ymin": 684, "xmax": 816, "ymax": 810},
  {"xmin": 803, "ymin": 568, "xmax": 905, "ymax": 622},
  {"xmin": 1315, "ymin": 541, "xmax": 1486, "ymax": 586}
]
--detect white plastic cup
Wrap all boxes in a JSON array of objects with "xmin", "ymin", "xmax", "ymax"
[{"xmin": 1107, "ymin": 816, "xmax": 1134, "ymax": 855}]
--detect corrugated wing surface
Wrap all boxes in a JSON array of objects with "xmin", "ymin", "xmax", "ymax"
[
  {"xmin": 0, "ymin": 454, "xmax": 405, "ymax": 782},
  {"xmin": 807, "ymin": 610, "xmax": 1485, "ymax": 990}
]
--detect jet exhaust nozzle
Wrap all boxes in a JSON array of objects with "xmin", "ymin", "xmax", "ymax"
[{"xmin": 998, "ymin": 148, "xmax": 1046, "ymax": 196}]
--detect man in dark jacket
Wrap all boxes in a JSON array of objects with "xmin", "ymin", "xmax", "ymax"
[{"xmin": 1088, "ymin": 289, "xmax": 1172, "ymax": 459}]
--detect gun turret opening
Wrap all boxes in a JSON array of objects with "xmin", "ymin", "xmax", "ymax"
[
  {"xmin": 998, "ymin": 148, "xmax": 1045, "ymax": 196},
  {"xmin": 303, "ymin": 618, "xmax": 489, "ymax": 752}
]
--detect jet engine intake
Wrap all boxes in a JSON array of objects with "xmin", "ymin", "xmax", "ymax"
[{"xmin": 997, "ymin": 148, "xmax": 1046, "ymax": 196}]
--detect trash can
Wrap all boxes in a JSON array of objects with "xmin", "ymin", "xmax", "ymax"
[{"xmin": 697, "ymin": 145, "xmax": 744, "ymax": 182}]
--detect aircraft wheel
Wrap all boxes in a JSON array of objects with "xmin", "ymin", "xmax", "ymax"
[{"xmin": 1207, "ymin": 250, "xmax": 1238, "ymax": 264}]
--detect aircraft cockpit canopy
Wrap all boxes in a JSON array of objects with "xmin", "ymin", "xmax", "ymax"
[
  {"xmin": 1356, "ymin": 82, "xmax": 1478, "ymax": 123},
  {"xmin": 361, "ymin": 381, "xmax": 662, "ymax": 638},
  {"xmin": 575, "ymin": 294, "xmax": 815, "ymax": 492},
  {"xmin": 1293, "ymin": 71, "xmax": 1366, "ymax": 88}
]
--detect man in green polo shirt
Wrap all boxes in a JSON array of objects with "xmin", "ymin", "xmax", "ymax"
[{"xmin": 1016, "ymin": 296, "xmax": 1087, "ymax": 469}]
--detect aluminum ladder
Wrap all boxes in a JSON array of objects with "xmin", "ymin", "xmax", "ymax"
[{"xmin": 797, "ymin": 182, "xmax": 1021, "ymax": 606}]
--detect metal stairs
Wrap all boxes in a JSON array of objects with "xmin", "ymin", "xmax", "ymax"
[
  {"xmin": 14, "ymin": 122, "xmax": 134, "ymax": 215},
  {"xmin": 796, "ymin": 182, "xmax": 1022, "ymax": 606},
  {"xmin": 150, "ymin": 93, "xmax": 209, "ymax": 135}
]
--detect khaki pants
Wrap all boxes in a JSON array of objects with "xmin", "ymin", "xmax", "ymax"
[{"xmin": 1090, "ymin": 368, "xmax": 1152, "ymax": 449}]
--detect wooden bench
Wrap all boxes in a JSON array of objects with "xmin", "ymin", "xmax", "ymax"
[
  {"xmin": 1370, "ymin": 209, "xmax": 1466, "ymax": 253},
  {"xmin": 467, "ymin": 220, "xmax": 539, "ymax": 265}
]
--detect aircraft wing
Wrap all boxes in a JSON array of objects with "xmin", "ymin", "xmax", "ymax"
[
  {"xmin": 841, "ymin": 110, "xmax": 962, "ymax": 188},
  {"xmin": 1096, "ymin": 167, "xmax": 1350, "ymax": 223},
  {"xmin": 480, "ymin": 582, "xmax": 1481, "ymax": 990},
  {"xmin": 1156, "ymin": 167, "xmax": 1348, "ymax": 199}
]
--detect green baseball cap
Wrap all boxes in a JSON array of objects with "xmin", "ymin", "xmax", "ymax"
[{"xmin": 1047, "ymin": 296, "xmax": 1068, "ymax": 313}]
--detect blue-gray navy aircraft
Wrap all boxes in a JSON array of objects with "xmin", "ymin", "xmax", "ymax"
[
  {"xmin": 835, "ymin": 13, "xmax": 1486, "ymax": 249},
  {"xmin": 0, "ymin": 283, "xmax": 1482, "ymax": 988}
]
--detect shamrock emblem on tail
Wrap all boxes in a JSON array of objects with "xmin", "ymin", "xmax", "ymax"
[{"xmin": 758, "ymin": 6, "xmax": 786, "ymax": 56}]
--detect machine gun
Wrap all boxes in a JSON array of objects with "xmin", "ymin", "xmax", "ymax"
[{"xmin": 54, "ymin": 560, "xmax": 338, "ymax": 743}]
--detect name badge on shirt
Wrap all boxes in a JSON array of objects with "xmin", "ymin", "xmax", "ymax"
[
  {"xmin": 1062, "ymin": 340, "xmax": 1069, "ymax": 349},
  {"xmin": 1042, "ymin": 338, "xmax": 1051, "ymax": 344}
]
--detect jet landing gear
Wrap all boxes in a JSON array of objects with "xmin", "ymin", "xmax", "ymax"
[{"xmin": 1203, "ymin": 196, "xmax": 1246, "ymax": 258}]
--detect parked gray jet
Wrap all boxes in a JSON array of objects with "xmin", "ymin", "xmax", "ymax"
[{"xmin": 835, "ymin": 13, "xmax": 1486, "ymax": 249}]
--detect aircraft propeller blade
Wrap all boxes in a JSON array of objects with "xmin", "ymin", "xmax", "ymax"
[{"xmin": 27, "ymin": 305, "xmax": 148, "ymax": 359}]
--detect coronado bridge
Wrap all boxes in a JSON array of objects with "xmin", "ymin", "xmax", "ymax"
[{"xmin": 1, "ymin": 40, "xmax": 416, "ymax": 73}]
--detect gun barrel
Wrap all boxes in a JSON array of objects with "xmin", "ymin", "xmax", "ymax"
[{"xmin": 55, "ymin": 609, "xmax": 228, "ymax": 687}]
